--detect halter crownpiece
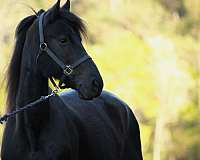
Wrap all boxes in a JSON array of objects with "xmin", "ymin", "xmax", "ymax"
[{"xmin": 38, "ymin": 12, "xmax": 91, "ymax": 77}]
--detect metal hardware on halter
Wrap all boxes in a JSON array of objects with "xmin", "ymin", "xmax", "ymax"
[
  {"xmin": 64, "ymin": 65, "xmax": 73, "ymax": 76},
  {"xmin": 40, "ymin": 42, "xmax": 47, "ymax": 51}
]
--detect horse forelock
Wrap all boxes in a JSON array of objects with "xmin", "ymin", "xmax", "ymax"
[{"xmin": 59, "ymin": 10, "xmax": 87, "ymax": 40}]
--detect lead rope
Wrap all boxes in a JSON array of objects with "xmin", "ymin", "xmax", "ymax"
[{"xmin": 0, "ymin": 78, "xmax": 59, "ymax": 124}]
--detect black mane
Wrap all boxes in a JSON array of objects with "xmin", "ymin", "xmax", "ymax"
[
  {"xmin": 6, "ymin": 15, "xmax": 36, "ymax": 112},
  {"xmin": 6, "ymin": 10, "xmax": 87, "ymax": 112}
]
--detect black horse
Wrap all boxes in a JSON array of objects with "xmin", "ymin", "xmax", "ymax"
[{"xmin": 1, "ymin": 1, "xmax": 143, "ymax": 160}]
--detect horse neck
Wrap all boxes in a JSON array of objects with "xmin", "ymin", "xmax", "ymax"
[{"xmin": 15, "ymin": 32, "xmax": 49, "ymax": 130}]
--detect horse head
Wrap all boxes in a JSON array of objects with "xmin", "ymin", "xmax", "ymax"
[{"xmin": 28, "ymin": 0, "xmax": 103, "ymax": 100}]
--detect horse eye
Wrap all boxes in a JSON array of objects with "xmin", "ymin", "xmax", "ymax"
[{"xmin": 60, "ymin": 38, "xmax": 69, "ymax": 44}]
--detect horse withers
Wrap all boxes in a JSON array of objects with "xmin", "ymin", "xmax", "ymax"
[{"xmin": 1, "ymin": 0, "xmax": 143, "ymax": 160}]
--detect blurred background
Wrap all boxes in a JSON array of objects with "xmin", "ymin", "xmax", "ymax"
[{"xmin": 0, "ymin": 0, "xmax": 200, "ymax": 159}]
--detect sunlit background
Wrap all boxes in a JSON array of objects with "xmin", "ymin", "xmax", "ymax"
[{"xmin": 0, "ymin": 0, "xmax": 200, "ymax": 159}]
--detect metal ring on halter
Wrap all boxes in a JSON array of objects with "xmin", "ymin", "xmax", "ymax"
[
  {"xmin": 40, "ymin": 42, "xmax": 48, "ymax": 51},
  {"xmin": 64, "ymin": 65, "xmax": 73, "ymax": 76}
]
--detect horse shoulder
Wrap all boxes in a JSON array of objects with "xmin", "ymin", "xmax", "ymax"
[
  {"xmin": 100, "ymin": 91, "xmax": 143, "ymax": 159},
  {"xmin": 99, "ymin": 90, "xmax": 132, "ymax": 130}
]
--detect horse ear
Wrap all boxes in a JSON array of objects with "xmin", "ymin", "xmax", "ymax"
[
  {"xmin": 62, "ymin": 0, "xmax": 70, "ymax": 11},
  {"xmin": 45, "ymin": 0, "xmax": 60, "ymax": 22}
]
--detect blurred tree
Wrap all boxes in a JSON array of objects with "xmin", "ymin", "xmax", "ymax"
[{"xmin": 159, "ymin": 0, "xmax": 187, "ymax": 17}]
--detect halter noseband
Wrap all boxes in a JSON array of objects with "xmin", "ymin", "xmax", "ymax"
[{"xmin": 38, "ymin": 12, "xmax": 91, "ymax": 76}]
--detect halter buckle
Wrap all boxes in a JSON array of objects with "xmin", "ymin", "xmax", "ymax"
[
  {"xmin": 40, "ymin": 42, "xmax": 47, "ymax": 51},
  {"xmin": 64, "ymin": 65, "xmax": 73, "ymax": 76}
]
